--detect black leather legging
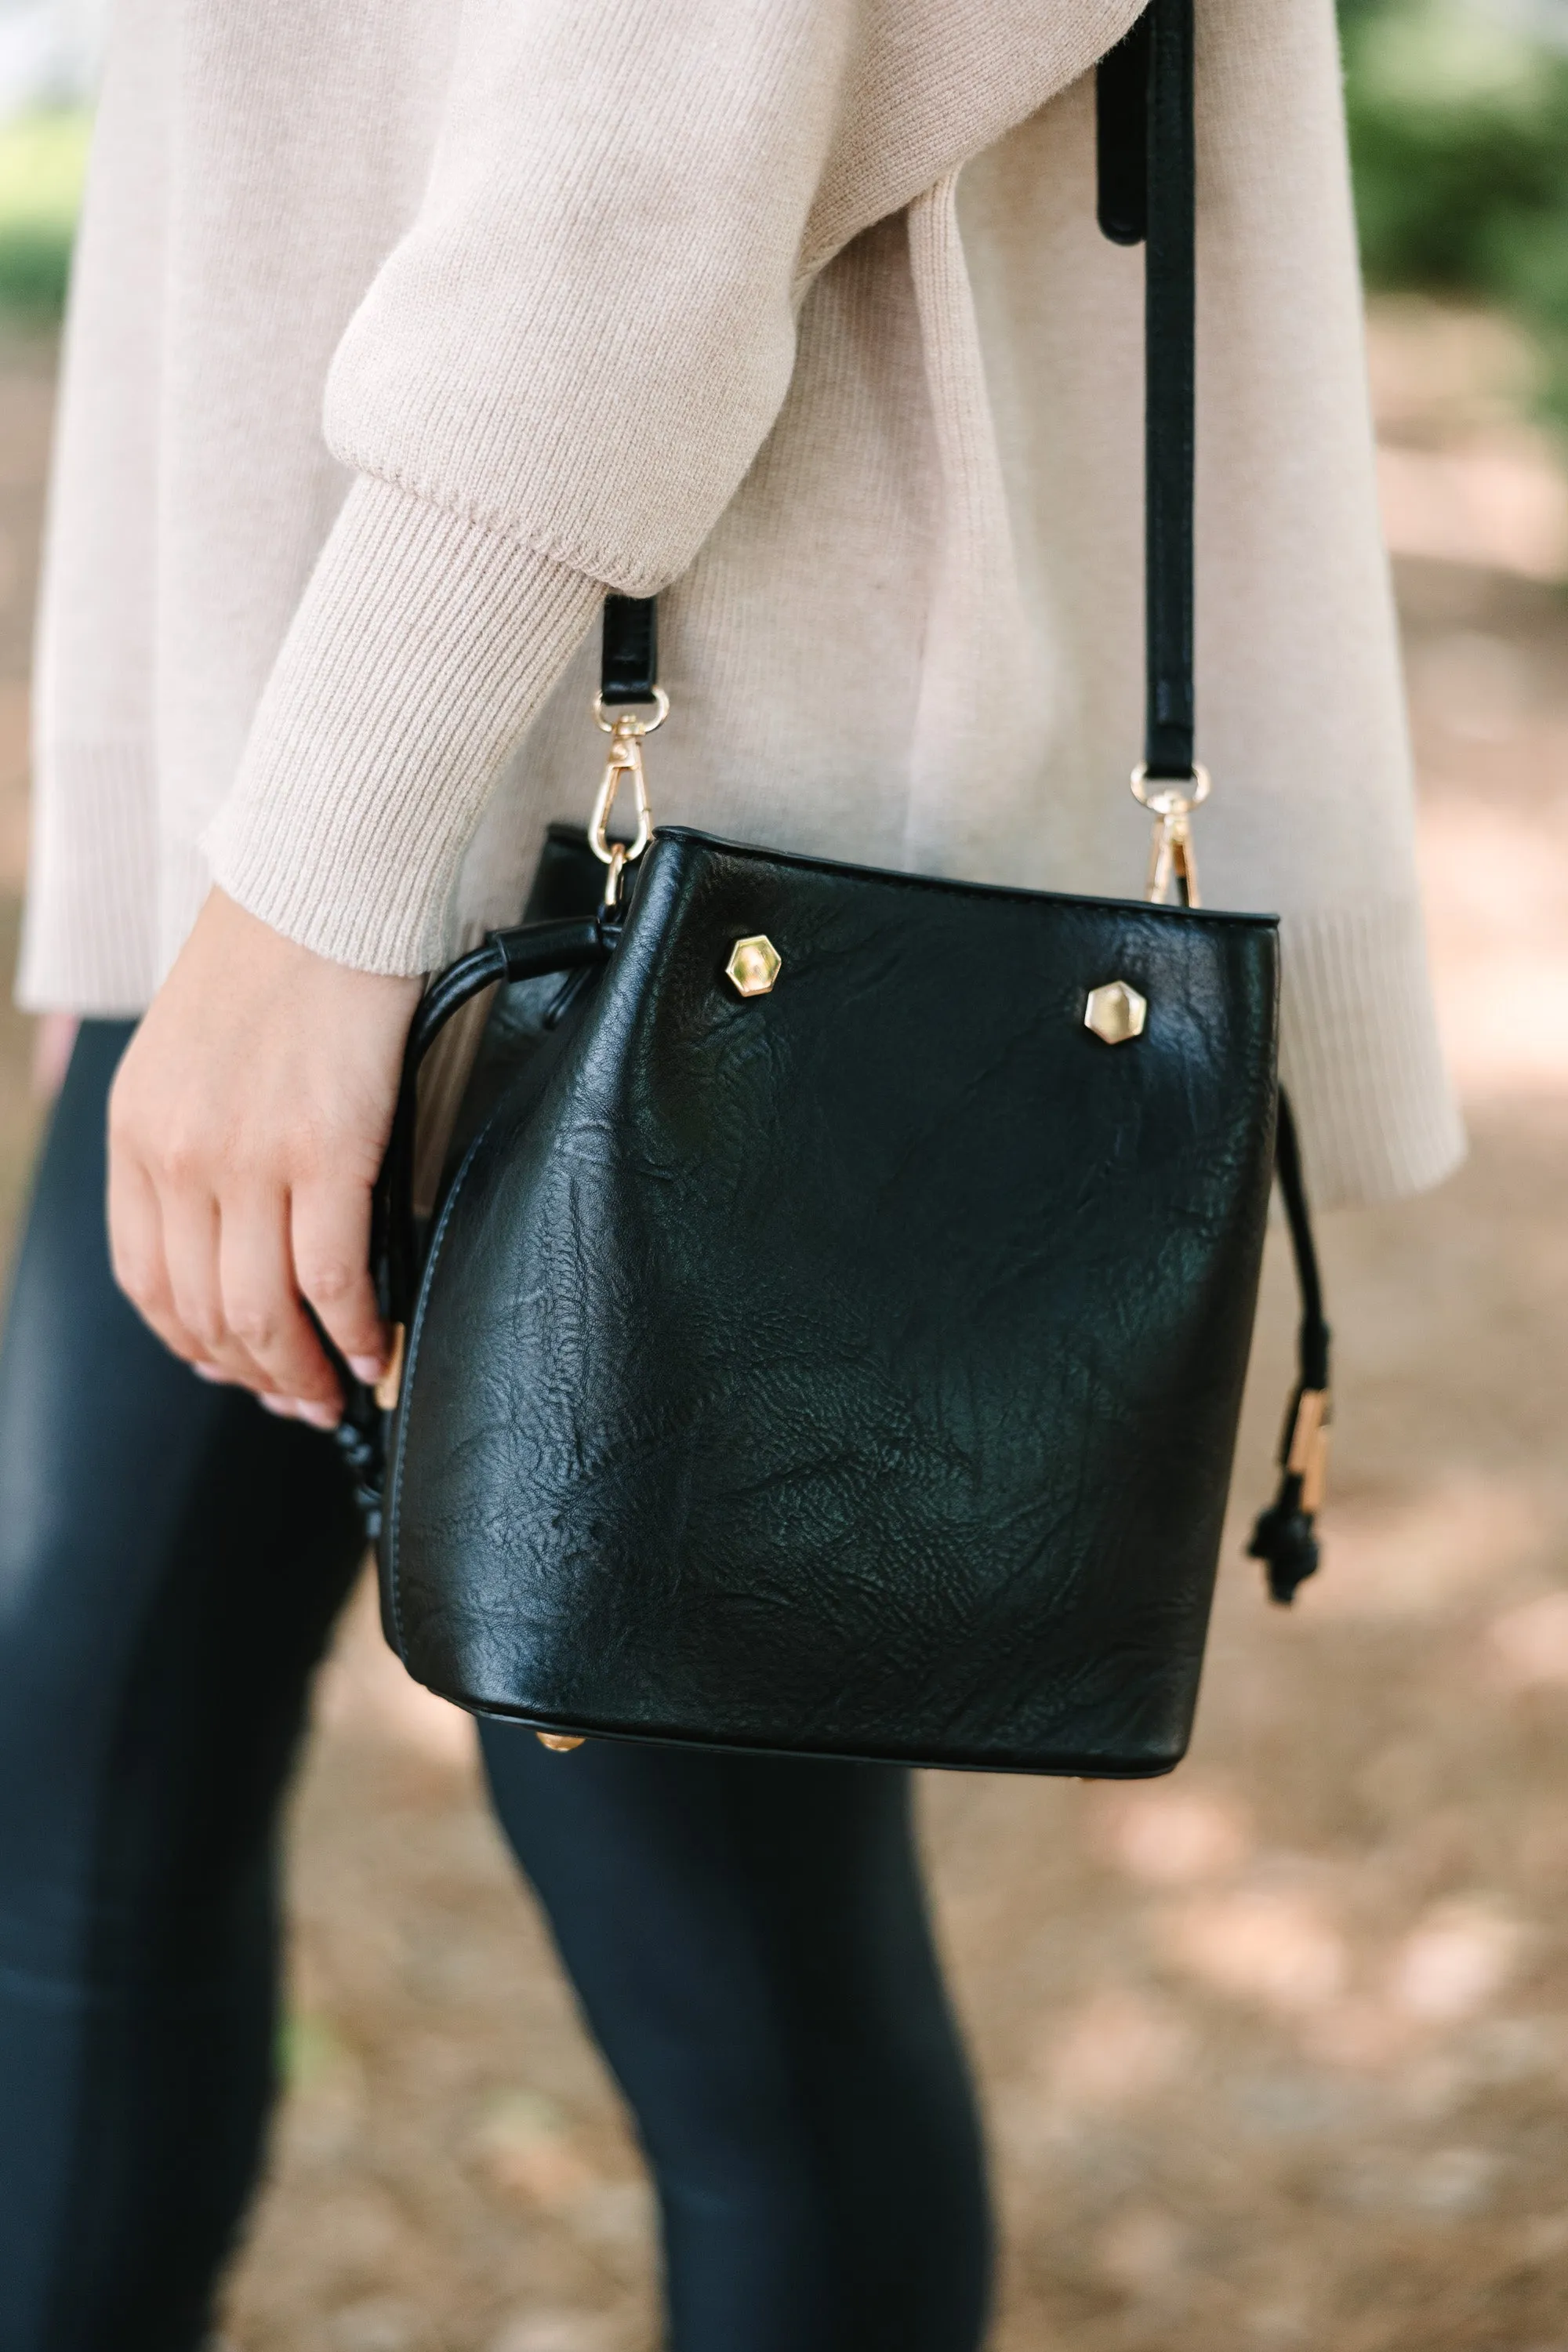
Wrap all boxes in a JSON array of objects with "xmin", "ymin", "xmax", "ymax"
[{"xmin": 0, "ymin": 1021, "xmax": 990, "ymax": 2352}]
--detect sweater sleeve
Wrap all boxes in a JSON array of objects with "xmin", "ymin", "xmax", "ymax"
[{"xmin": 206, "ymin": 0, "xmax": 859, "ymax": 973}]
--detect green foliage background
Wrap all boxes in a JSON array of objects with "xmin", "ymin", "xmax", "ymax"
[
  {"xmin": 0, "ymin": 111, "xmax": 89, "ymax": 319},
  {"xmin": 1343, "ymin": 0, "xmax": 1568, "ymax": 426}
]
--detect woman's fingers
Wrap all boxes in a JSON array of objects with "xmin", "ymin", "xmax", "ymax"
[
  {"xmin": 217, "ymin": 1189, "xmax": 346, "ymax": 1419},
  {"xmin": 114, "ymin": 1127, "xmax": 380, "ymax": 1424},
  {"xmin": 157, "ymin": 1179, "xmax": 278, "ymax": 1394},
  {"xmin": 289, "ymin": 1176, "xmax": 388, "ymax": 1382},
  {"xmin": 106, "ymin": 1149, "xmax": 212, "ymax": 1371},
  {"xmin": 110, "ymin": 1052, "xmax": 343, "ymax": 1416}
]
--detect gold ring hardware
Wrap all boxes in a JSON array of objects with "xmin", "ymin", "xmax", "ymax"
[
  {"xmin": 536, "ymin": 1732, "xmax": 586, "ymax": 1753},
  {"xmin": 592, "ymin": 687, "xmax": 670, "ymax": 737},
  {"xmin": 589, "ymin": 689, "xmax": 669, "ymax": 909},
  {"xmin": 1131, "ymin": 760, "xmax": 1211, "ymax": 908}
]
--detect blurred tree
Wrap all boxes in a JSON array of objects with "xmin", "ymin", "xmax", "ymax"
[
  {"xmin": 1342, "ymin": 0, "xmax": 1568, "ymax": 426},
  {"xmin": 0, "ymin": 106, "xmax": 87, "ymax": 317}
]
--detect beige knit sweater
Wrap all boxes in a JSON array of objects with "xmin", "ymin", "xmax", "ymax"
[{"xmin": 21, "ymin": 0, "xmax": 1462, "ymax": 1209}]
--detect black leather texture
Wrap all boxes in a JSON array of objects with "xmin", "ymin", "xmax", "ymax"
[
  {"xmin": 364, "ymin": 0, "xmax": 1299, "ymax": 1767},
  {"xmin": 379, "ymin": 829, "xmax": 1279, "ymax": 1777}
]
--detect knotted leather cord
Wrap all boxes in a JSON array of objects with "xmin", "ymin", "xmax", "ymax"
[{"xmin": 1246, "ymin": 1092, "xmax": 1333, "ymax": 1603}]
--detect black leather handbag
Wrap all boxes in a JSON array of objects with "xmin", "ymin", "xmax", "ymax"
[{"xmin": 344, "ymin": 0, "xmax": 1332, "ymax": 1777}]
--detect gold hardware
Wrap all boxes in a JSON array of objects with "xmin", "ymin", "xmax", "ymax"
[
  {"xmin": 1285, "ymin": 1387, "xmax": 1333, "ymax": 1515},
  {"xmin": 374, "ymin": 1322, "xmax": 406, "ymax": 1411},
  {"xmin": 1131, "ymin": 762, "xmax": 1211, "ymax": 907},
  {"xmin": 1083, "ymin": 980, "xmax": 1147, "ymax": 1045},
  {"xmin": 536, "ymin": 1732, "xmax": 586, "ymax": 1752},
  {"xmin": 725, "ymin": 935, "xmax": 782, "ymax": 997},
  {"xmin": 589, "ymin": 687, "xmax": 669, "ymax": 909},
  {"xmin": 593, "ymin": 687, "xmax": 670, "ymax": 735}
]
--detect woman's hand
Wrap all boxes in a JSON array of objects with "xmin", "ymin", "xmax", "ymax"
[{"xmin": 107, "ymin": 887, "xmax": 422, "ymax": 1424}]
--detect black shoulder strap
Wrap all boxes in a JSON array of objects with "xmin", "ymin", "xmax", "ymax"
[
  {"xmin": 608, "ymin": 0, "xmax": 1197, "ymax": 783},
  {"xmin": 1100, "ymin": 12, "xmax": 1332, "ymax": 1603},
  {"xmin": 1095, "ymin": 9, "xmax": 1150, "ymax": 245},
  {"xmin": 1097, "ymin": 0, "xmax": 1194, "ymax": 780},
  {"xmin": 600, "ymin": 593, "xmax": 659, "ymax": 706}
]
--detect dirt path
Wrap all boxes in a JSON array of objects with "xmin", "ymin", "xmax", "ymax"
[{"xmin": 2, "ymin": 305, "xmax": 1566, "ymax": 2352}]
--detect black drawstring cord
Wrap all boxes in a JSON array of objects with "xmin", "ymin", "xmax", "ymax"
[{"xmin": 1247, "ymin": 1087, "xmax": 1332, "ymax": 1603}]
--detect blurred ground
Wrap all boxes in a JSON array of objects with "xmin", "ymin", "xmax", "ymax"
[{"xmin": 2, "ymin": 299, "xmax": 1566, "ymax": 2352}]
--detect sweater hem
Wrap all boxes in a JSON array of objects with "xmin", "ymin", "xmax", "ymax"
[
  {"xmin": 1279, "ymin": 895, "xmax": 1465, "ymax": 1210},
  {"xmin": 16, "ymin": 739, "xmax": 162, "ymax": 1013}
]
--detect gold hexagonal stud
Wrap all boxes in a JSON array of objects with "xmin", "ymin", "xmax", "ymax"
[
  {"xmin": 1083, "ymin": 979, "xmax": 1147, "ymax": 1045},
  {"xmin": 725, "ymin": 935, "xmax": 782, "ymax": 998}
]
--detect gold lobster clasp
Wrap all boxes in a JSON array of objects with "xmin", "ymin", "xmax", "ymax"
[
  {"xmin": 1131, "ymin": 762, "xmax": 1211, "ymax": 909},
  {"xmin": 590, "ymin": 687, "xmax": 668, "ymax": 908}
]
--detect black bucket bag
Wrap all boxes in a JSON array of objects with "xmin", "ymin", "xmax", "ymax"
[{"xmin": 342, "ymin": 0, "xmax": 1333, "ymax": 1776}]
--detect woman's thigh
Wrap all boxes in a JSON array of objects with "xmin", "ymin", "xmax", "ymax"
[
  {"xmin": 0, "ymin": 1018, "xmax": 365, "ymax": 1957},
  {"xmin": 481, "ymin": 1726, "xmax": 992, "ymax": 2352},
  {"xmin": 0, "ymin": 1020, "xmax": 365, "ymax": 2350}
]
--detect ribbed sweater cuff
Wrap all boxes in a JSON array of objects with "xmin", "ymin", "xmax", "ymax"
[
  {"xmin": 1279, "ymin": 897, "xmax": 1465, "ymax": 1210},
  {"xmin": 205, "ymin": 476, "xmax": 604, "ymax": 974}
]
